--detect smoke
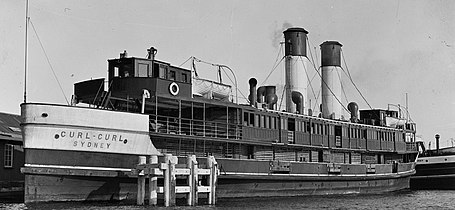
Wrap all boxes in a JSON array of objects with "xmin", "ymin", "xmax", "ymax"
[{"xmin": 271, "ymin": 21, "xmax": 293, "ymax": 48}]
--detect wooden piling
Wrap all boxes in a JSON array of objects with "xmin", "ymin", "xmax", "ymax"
[
  {"xmin": 207, "ymin": 156, "xmax": 217, "ymax": 205},
  {"xmin": 193, "ymin": 155, "xmax": 199, "ymax": 205},
  {"xmin": 186, "ymin": 155, "xmax": 193, "ymax": 206},
  {"xmin": 135, "ymin": 153, "xmax": 217, "ymax": 207},
  {"xmin": 137, "ymin": 156, "xmax": 146, "ymax": 205},
  {"xmin": 169, "ymin": 155, "xmax": 177, "ymax": 206},
  {"xmin": 163, "ymin": 154, "xmax": 171, "ymax": 207},
  {"xmin": 187, "ymin": 155, "xmax": 198, "ymax": 206},
  {"xmin": 148, "ymin": 155, "xmax": 158, "ymax": 206}
]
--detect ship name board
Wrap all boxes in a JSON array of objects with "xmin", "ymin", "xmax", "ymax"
[{"xmin": 54, "ymin": 130, "xmax": 128, "ymax": 150}]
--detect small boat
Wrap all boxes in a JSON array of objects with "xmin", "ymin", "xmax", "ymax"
[{"xmin": 411, "ymin": 135, "xmax": 455, "ymax": 189}]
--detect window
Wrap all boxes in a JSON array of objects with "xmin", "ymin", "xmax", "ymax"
[
  {"xmin": 182, "ymin": 73, "xmax": 188, "ymax": 83},
  {"xmin": 159, "ymin": 65, "xmax": 167, "ymax": 79},
  {"xmin": 114, "ymin": 67, "xmax": 119, "ymax": 77},
  {"xmin": 243, "ymin": 112, "xmax": 249, "ymax": 126},
  {"xmin": 137, "ymin": 63, "xmax": 149, "ymax": 77},
  {"xmin": 260, "ymin": 115, "xmax": 265, "ymax": 128},
  {"xmin": 249, "ymin": 113, "xmax": 254, "ymax": 126},
  {"xmin": 271, "ymin": 117, "xmax": 276, "ymax": 129},
  {"xmin": 254, "ymin": 114, "xmax": 259, "ymax": 127},
  {"xmin": 119, "ymin": 63, "xmax": 133, "ymax": 78},
  {"xmin": 4, "ymin": 144, "xmax": 13, "ymax": 168},
  {"xmin": 169, "ymin": 70, "xmax": 176, "ymax": 80},
  {"xmin": 281, "ymin": 118, "xmax": 288, "ymax": 130},
  {"xmin": 288, "ymin": 118, "xmax": 295, "ymax": 131}
]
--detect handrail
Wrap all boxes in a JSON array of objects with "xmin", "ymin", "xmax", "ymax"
[{"xmin": 150, "ymin": 114, "xmax": 242, "ymax": 139}]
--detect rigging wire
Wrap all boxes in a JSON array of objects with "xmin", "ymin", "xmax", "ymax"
[
  {"xmin": 405, "ymin": 109, "xmax": 414, "ymax": 122},
  {"xmin": 341, "ymin": 49, "xmax": 373, "ymax": 110},
  {"xmin": 195, "ymin": 43, "xmax": 282, "ymax": 104},
  {"xmin": 24, "ymin": 0, "xmax": 29, "ymax": 103},
  {"xmin": 219, "ymin": 65, "xmax": 248, "ymax": 102},
  {"xmin": 306, "ymin": 38, "xmax": 323, "ymax": 89},
  {"xmin": 388, "ymin": 104, "xmax": 414, "ymax": 122},
  {"xmin": 179, "ymin": 56, "xmax": 193, "ymax": 67},
  {"xmin": 337, "ymin": 66, "xmax": 349, "ymax": 105},
  {"xmin": 217, "ymin": 66, "xmax": 222, "ymax": 83},
  {"xmin": 179, "ymin": 56, "xmax": 200, "ymax": 77},
  {"xmin": 306, "ymin": 37, "xmax": 323, "ymax": 111},
  {"xmin": 29, "ymin": 20, "xmax": 70, "ymax": 105},
  {"xmin": 192, "ymin": 57, "xmax": 199, "ymax": 77},
  {"xmin": 312, "ymin": 90, "xmax": 321, "ymax": 112},
  {"xmin": 315, "ymin": 66, "xmax": 351, "ymax": 114},
  {"xmin": 278, "ymin": 84, "xmax": 286, "ymax": 111},
  {"xmin": 261, "ymin": 56, "xmax": 285, "ymax": 86},
  {"xmin": 260, "ymin": 43, "xmax": 285, "ymax": 86},
  {"xmin": 299, "ymin": 56, "xmax": 318, "ymax": 101},
  {"xmin": 340, "ymin": 50, "xmax": 386, "ymax": 123},
  {"xmin": 313, "ymin": 46, "xmax": 319, "ymax": 69},
  {"xmin": 306, "ymin": 37, "xmax": 321, "ymax": 73}
]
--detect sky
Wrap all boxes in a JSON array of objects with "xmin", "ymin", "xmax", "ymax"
[{"xmin": 1, "ymin": 0, "xmax": 455, "ymax": 147}]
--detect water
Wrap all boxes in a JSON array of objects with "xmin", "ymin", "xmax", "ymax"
[{"xmin": 1, "ymin": 190, "xmax": 454, "ymax": 210}]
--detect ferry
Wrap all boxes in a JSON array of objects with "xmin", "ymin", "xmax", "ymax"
[
  {"xmin": 411, "ymin": 135, "xmax": 455, "ymax": 189},
  {"xmin": 21, "ymin": 27, "xmax": 418, "ymax": 203}
]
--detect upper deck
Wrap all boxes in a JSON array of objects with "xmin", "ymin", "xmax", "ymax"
[{"xmin": 72, "ymin": 48, "xmax": 418, "ymax": 157}]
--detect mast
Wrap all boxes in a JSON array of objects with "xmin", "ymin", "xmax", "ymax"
[
  {"xmin": 406, "ymin": 93, "xmax": 409, "ymax": 121},
  {"xmin": 24, "ymin": 0, "xmax": 30, "ymax": 103}
]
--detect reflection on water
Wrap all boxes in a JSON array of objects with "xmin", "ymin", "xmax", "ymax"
[{"xmin": 2, "ymin": 190, "xmax": 455, "ymax": 210}]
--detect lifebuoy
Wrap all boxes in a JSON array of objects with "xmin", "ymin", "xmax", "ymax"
[{"xmin": 169, "ymin": 82, "xmax": 179, "ymax": 96}]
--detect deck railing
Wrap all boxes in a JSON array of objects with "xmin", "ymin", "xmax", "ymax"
[
  {"xmin": 405, "ymin": 142, "xmax": 418, "ymax": 152},
  {"xmin": 149, "ymin": 115, "xmax": 242, "ymax": 139}
]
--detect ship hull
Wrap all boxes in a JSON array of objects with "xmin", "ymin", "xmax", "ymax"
[
  {"xmin": 22, "ymin": 149, "xmax": 415, "ymax": 203},
  {"xmin": 23, "ymin": 166, "xmax": 413, "ymax": 203},
  {"xmin": 411, "ymin": 155, "xmax": 455, "ymax": 189},
  {"xmin": 21, "ymin": 103, "xmax": 416, "ymax": 203},
  {"xmin": 218, "ymin": 175, "xmax": 411, "ymax": 197}
]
